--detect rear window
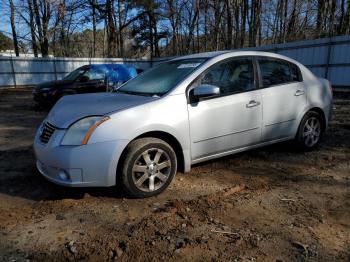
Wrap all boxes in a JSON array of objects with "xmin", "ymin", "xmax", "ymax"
[{"xmin": 258, "ymin": 58, "xmax": 301, "ymax": 87}]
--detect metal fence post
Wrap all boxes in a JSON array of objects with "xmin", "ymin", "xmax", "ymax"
[
  {"xmin": 53, "ymin": 58, "xmax": 58, "ymax": 80},
  {"xmin": 325, "ymin": 37, "xmax": 332, "ymax": 79},
  {"xmin": 10, "ymin": 55, "xmax": 16, "ymax": 88}
]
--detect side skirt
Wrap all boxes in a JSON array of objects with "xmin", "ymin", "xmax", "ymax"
[{"xmin": 191, "ymin": 136, "xmax": 294, "ymax": 165}]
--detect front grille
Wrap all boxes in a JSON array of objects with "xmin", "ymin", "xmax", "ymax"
[{"xmin": 39, "ymin": 122, "xmax": 56, "ymax": 144}]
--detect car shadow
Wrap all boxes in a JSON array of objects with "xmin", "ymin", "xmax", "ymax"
[
  {"xmin": 0, "ymin": 146, "xmax": 126, "ymax": 201},
  {"xmin": 1, "ymin": 136, "xmax": 346, "ymax": 203},
  {"xmin": 0, "ymin": 171, "xmax": 126, "ymax": 201}
]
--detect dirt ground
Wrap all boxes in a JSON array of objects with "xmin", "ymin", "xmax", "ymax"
[{"xmin": 0, "ymin": 88, "xmax": 349, "ymax": 262}]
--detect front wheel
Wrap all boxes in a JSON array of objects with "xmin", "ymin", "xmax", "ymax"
[
  {"xmin": 295, "ymin": 111, "xmax": 323, "ymax": 150},
  {"xmin": 121, "ymin": 138, "xmax": 177, "ymax": 198}
]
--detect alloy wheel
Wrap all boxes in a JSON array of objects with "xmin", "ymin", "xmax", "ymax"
[
  {"xmin": 302, "ymin": 117, "xmax": 321, "ymax": 147},
  {"xmin": 131, "ymin": 148, "xmax": 172, "ymax": 192}
]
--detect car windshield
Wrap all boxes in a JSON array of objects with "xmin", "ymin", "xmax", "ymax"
[
  {"xmin": 63, "ymin": 67, "xmax": 87, "ymax": 81},
  {"xmin": 116, "ymin": 58, "xmax": 207, "ymax": 96}
]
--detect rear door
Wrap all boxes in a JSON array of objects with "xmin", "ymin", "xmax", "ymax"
[
  {"xmin": 257, "ymin": 57, "xmax": 306, "ymax": 141},
  {"xmin": 188, "ymin": 57, "xmax": 262, "ymax": 160}
]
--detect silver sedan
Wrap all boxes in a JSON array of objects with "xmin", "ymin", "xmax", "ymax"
[{"xmin": 34, "ymin": 51, "xmax": 333, "ymax": 198}]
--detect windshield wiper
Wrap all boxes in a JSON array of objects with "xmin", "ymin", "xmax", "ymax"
[{"xmin": 116, "ymin": 90, "xmax": 162, "ymax": 97}]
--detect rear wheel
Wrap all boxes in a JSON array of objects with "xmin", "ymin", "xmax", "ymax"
[
  {"xmin": 121, "ymin": 138, "xmax": 177, "ymax": 198},
  {"xmin": 295, "ymin": 111, "xmax": 323, "ymax": 150}
]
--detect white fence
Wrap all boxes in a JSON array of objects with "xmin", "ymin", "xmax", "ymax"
[
  {"xmin": 0, "ymin": 57, "xmax": 167, "ymax": 87},
  {"xmin": 244, "ymin": 35, "xmax": 350, "ymax": 88},
  {"xmin": 0, "ymin": 35, "xmax": 349, "ymax": 88}
]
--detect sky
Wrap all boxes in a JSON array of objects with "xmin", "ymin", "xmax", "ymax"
[
  {"xmin": 0, "ymin": 1, "xmax": 11, "ymax": 36},
  {"xmin": 0, "ymin": 0, "xmax": 83, "ymax": 46}
]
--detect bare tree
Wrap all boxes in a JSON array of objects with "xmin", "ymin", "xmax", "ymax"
[
  {"xmin": 26, "ymin": 0, "xmax": 38, "ymax": 56},
  {"xmin": 9, "ymin": 0, "xmax": 19, "ymax": 56},
  {"xmin": 6, "ymin": 0, "xmax": 350, "ymax": 58},
  {"xmin": 32, "ymin": 0, "xmax": 52, "ymax": 56}
]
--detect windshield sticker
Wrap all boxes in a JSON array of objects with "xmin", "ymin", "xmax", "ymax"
[{"xmin": 177, "ymin": 63, "xmax": 201, "ymax": 69}]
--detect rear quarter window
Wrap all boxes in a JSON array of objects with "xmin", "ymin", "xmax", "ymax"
[{"xmin": 288, "ymin": 62, "xmax": 302, "ymax": 82}]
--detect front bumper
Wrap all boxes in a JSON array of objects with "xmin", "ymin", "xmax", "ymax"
[
  {"xmin": 33, "ymin": 124, "xmax": 129, "ymax": 187},
  {"xmin": 32, "ymin": 90, "xmax": 58, "ymax": 106}
]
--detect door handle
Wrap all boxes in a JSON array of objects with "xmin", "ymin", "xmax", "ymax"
[
  {"xmin": 246, "ymin": 100, "xmax": 260, "ymax": 108},
  {"xmin": 294, "ymin": 90, "xmax": 305, "ymax": 96}
]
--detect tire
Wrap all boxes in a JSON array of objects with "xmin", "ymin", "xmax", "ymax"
[
  {"xmin": 295, "ymin": 111, "xmax": 323, "ymax": 151},
  {"xmin": 121, "ymin": 138, "xmax": 177, "ymax": 198}
]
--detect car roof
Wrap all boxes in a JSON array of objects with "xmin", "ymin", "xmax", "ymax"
[
  {"xmin": 79, "ymin": 64, "xmax": 135, "ymax": 69},
  {"xmin": 171, "ymin": 51, "xmax": 231, "ymax": 60},
  {"xmin": 89, "ymin": 64, "xmax": 132, "ymax": 68},
  {"xmin": 172, "ymin": 50, "xmax": 294, "ymax": 61},
  {"xmin": 171, "ymin": 50, "xmax": 303, "ymax": 68}
]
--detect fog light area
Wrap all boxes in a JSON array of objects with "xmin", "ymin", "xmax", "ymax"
[{"xmin": 58, "ymin": 170, "xmax": 70, "ymax": 181}]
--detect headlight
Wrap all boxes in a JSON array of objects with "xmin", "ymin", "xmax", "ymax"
[{"xmin": 61, "ymin": 116, "xmax": 110, "ymax": 145}]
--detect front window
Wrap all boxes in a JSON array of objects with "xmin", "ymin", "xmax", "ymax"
[
  {"xmin": 63, "ymin": 68, "xmax": 87, "ymax": 81},
  {"xmin": 82, "ymin": 67, "xmax": 106, "ymax": 81},
  {"xmin": 192, "ymin": 57, "xmax": 255, "ymax": 95},
  {"xmin": 117, "ymin": 58, "xmax": 207, "ymax": 96}
]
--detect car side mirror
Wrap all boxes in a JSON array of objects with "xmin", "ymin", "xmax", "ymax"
[
  {"xmin": 79, "ymin": 75, "xmax": 89, "ymax": 82},
  {"xmin": 190, "ymin": 84, "xmax": 220, "ymax": 102}
]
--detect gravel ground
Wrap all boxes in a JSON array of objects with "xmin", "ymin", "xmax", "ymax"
[{"xmin": 0, "ymin": 88, "xmax": 349, "ymax": 262}]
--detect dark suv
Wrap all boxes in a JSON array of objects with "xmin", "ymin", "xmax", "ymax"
[{"xmin": 33, "ymin": 64, "xmax": 138, "ymax": 107}]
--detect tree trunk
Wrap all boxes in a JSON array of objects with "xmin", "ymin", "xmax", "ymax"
[
  {"xmin": 196, "ymin": 1, "xmax": 200, "ymax": 52},
  {"xmin": 248, "ymin": 0, "xmax": 260, "ymax": 47},
  {"xmin": 152, "ymin": 14, "xmax": 159, "ymax": 57},
  {"xmin": 106, "ymin": 0, "xmax": 116, "ymax": 57},
  {"xmin": 241, "ymin": 0, "xmax": 248, "ymax": 47},
  {"xmin": 185, "ymin": 5, "xmax": 198, "ymax": 53},
  {"xmin": 225, "ymin": 0, "xmax": 233, "ymax": 49},
  {"xmin": 41, "ymin": 2, "xmax": 50, "ymax": 57},
  {"xmin": 233, "ymin": 0, "xmax": 239, "ymax": 48},
  {"xmin": 345, "ymin": 0, "xmax": 350, "ymax": 34},
  {"xmin": 204, "ymin": 1, "xmax": 208, "ymax": 51},
  {"xmin": 33, "ymin": 0, "xmax": 45, "ymax": 56},
  {"xmin": 92, "ymin": 0, "xmax": 96, "ymax": 57},
  {"xmin": 27, "ymin": 0, "xmax": 38, "ymax": 57},
  {"xmin": 328, "ymin": 0, "xmax": 337, "ymax": 36},
  {"xmin": 316, "ymin": 0, "xmax": 325, "ymax": 37},
  {"xmin": 148, "ymin": 12, "xmax": 154, "ymax": 60},
  {"xmin": 213, "ymin": 0, "xmax": 222, "ymax": 50},
  {"xmin": 117, "ymin": 0, "xmax": 123, "ymax": 57},
  {"xmin": 9, "ymin": 0, "xmax": 19, "ymax": 56},
  {"xmin": 286, "ymin": 0, "xmax": 298, "ymax": 41}
]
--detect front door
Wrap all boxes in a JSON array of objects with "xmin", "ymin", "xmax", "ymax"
[
  {"xmin": 187, "ymin": 57, "xmax": 262, "ymax": 160},
  {"xmin": 77, "ymin": 67, "xmax": 107, "ymax": 93}
]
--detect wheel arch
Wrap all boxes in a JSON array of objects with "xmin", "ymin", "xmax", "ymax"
[
  {"xmin": 306, "ymin": 107, "xmax": 327, "ymax": 131},
  {"xmin": 116, "ymin": 131, "xmax": 186, "ymax": 182}
]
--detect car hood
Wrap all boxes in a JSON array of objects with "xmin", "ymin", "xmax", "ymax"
[
  {"xmin": 47, "ymin": 92, "xmax": 156, "ymax": 128},
  {"xmin": 36, "ymin": 80, "xmax": 75, "ymax": 90}
]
